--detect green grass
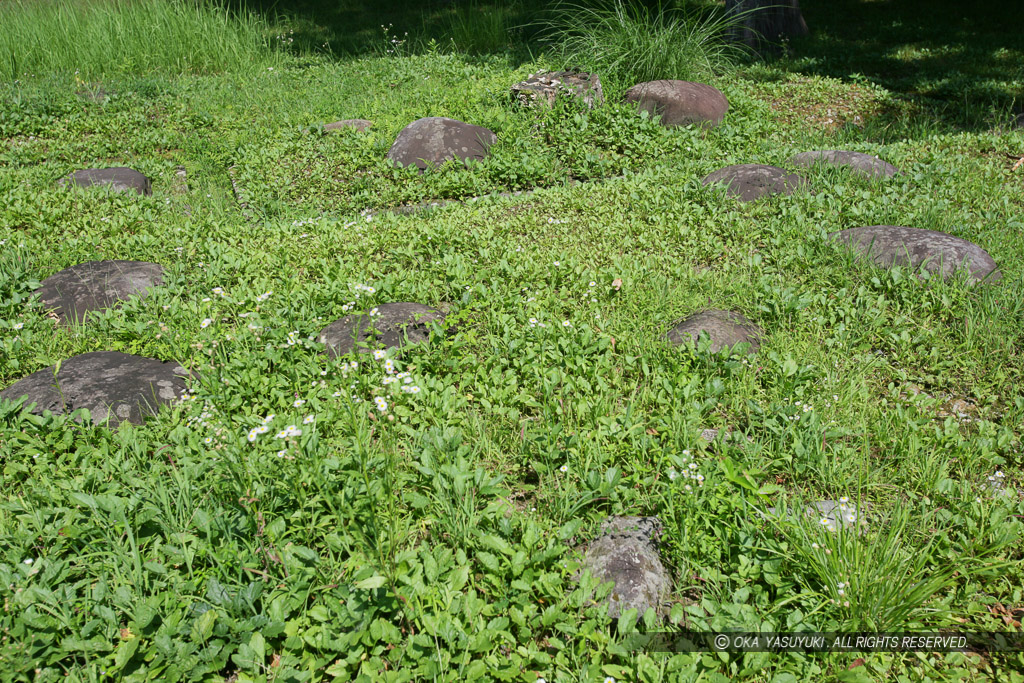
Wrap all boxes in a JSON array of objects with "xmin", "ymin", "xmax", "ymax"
[
  {"xmin": 541, "ymin": 0, "xmax": 748, "ymax": 93},
  {"xmin": 0, "ymin": 0, "xmax": 282, "ymax": 81},
  {"xmin": 1, "ymin": 1, "xmax": 1024, "ymax": 682}
]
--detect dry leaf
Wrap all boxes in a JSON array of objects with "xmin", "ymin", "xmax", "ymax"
[{"xmin": 612, "ymin": 278, "xmax": 622, "ymax": 290}]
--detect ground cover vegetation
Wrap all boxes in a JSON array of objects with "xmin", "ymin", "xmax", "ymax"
[{"xmin": 1, "ymin": 0, "xmax": 1023, "ymax": 681}]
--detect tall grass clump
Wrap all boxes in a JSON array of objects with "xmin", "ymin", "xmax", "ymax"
[
  {"xmin": 0, "ymin": 0, "xmax": 281, "ymax": 81},
  {"xmin": 541, "ymin": 0, "xmax": 747, "ymax": 92},
  {"xmin": 442, "ymin": 1, "xmax": 516, "ymax": 55}
]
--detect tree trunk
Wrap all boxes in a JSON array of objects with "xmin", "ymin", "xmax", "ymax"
[{"xmin": 725, "ymin": 0, "xmax": 808, "ymax": 50}]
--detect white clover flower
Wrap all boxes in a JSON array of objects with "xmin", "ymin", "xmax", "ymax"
[
  {"xmin": 293, "ymin": 399, "xmax": 305, "ymax": 408},
  {"xmin": 375, "ymin": 396, "xmax": 388, "ymax": 412},
  {"xmin": 373, "ymin": 349, "xmax": 387, "ymax": 360},
  {"xmin": 200, "ymin": 318, "xmax": 213, "ymax": 329},
  {"xmin": 303, "ymin": 415, "xmax": 315, "ymax": 424}
]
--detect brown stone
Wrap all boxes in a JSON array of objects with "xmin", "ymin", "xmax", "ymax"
[
  {"xmin": 387, "ymin": 117, "xmax": 496, "ymax": 172},
  {"xmin": 666, "ymin": 310, "xmax": 762, "ymax": 355},
  {"xmin": 702, "ymin": 164, "xmax": 808, "ymax": 202},
  {"xmin": 624, "ymin": 80, "xmax": 728, "ymax": 127}
]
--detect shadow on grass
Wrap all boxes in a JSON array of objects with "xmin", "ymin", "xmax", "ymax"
[{"xmin": 773, "ymin": 0, "xmax": 1024, "ymax": 134}]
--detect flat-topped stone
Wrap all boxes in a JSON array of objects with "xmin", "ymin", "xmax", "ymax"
[
  {"xmin": 511, "ymin": 70, "xmax": 604, "ymax": 109},
  {"xmin": 624, "ymin": 80, "xmax": 728, "ymax": 128},
  {"xmin": 579, "ymin": 516, "xmax": 671, "ymax": 621},
  {"xmin": 788, "ymin": 150, "xmax": 898, "ymax": 178},
  {"xmin": 702, "ymin": 164, "xmax": 808, "ymax": 201},
  {"xmin": 37, "ymin": 260, "xmax": 165, "ymax": 325},
  {"xmin": 666, "ymin": 310, "xmax": 762, "ymax": 355},
  {"xmin": 830, "ymin": 226, "xmax": 1001, "ymax": 283},
  {"xmin": 387, "ymin": 117, "xmax": 496, "ymax": 172},
  {"xmin": 0, "ymin": 351, "xmax": 189, "ymax": 426},
  {"xmin": 324, "ymin": 119, "xmax": 372, "ymax": 132},
  {"xmin": 58, "ymin": 167, "xmax": 152, "ymax": 196},
  {"xmin": 319, "ymin": 302, "xmax": 445, "ymax": 357}
]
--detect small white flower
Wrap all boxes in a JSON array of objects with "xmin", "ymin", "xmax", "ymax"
[
  {"xmin": 277, "ymin": 450, "xmax": 287, "ymax": 458},
  {"xmin": 409, "ymin": 386, "xmax": 421, "ymax": 394},
  {"xmin": 203, "ymin": 437, "xmax": 213, "ymax": 445},
  {"xmin": 375, "ymin": 396, "xmax": 388, "ymax": 412},
  {"xmin": 668, "ymin": 468, "xmax": 678, "ymax": 481},
  {"xmin": 839, "ymin": 496, "xmax": 849, "ymax": 504},
  {"xmin": 373, "ymin": 349, "xmax": 387, "ymax": 360},
  {"xmin": 820, "ymin": 517, "xmax": 831, "ymax": 526},
  {"xmin": 553, "ymin": 261, "xmax": 560, "ymax": 267},
  {"xmin": 384, "ymin": 359, "xmax": 395, "ymax": 374},
  {"xmin": 23, "ymin": 559, "xmax": 33, "ymax": 566},
  {"xmin": 332, "ymin": 391, "xmax": 342, "ymax": 397},
  {"xmin": 589, "ymin": 281, "xmax": 596, "ymax": 287},
  {"xmin": 12, "ymin": 322, "xmax": 23, "ymax": 330},
  {"xmin": 559, "ymin": 465, "xmax": 568, "ymax": 473},
  {"xmin": 200, "ymin": 318, "xmax": 213, "ymax": 328},
  {"xmin": 303, "ymin": 415, "xmax": 315, "ymax": 424},
  {"xmin": 562, "ymin": 320, "xmax": 571, "ymax": 327},
  {"xmin": 293, "ymin": 399, "xmax": 305, "ymax": 407},
  {"xmin": 605, "ymin": 677, "xmax": 616, "ymax": 683},
  {"xmin": 247, "ymin": 430, "xmax": 259, "ymax": 442},
  {"xmin": 349, "ymin": 361, "xmax": 358, "ymax": 369},
  {"xmin": 320, "ymin": 370, "xmax": 328, "ymax": 376}
]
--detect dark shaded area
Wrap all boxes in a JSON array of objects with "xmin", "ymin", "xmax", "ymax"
[
  {"xmin": 228, "ymin": 0, "xmax": 1022, "ymax": 130},
  {"xmin": 779, "ymin": 0, "xmax": 1024, "ymax": 130}
]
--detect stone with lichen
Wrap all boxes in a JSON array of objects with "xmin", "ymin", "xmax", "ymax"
[
  {"xmin": 579, "ymin": 516, "xmax": 671, "ymax": 621},
  {"xmin": 511, "ymin": 70, "xmax": 604, "ymax": 109}
]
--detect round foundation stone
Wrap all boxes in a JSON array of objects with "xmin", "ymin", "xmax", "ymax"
[
  {"xmin": 58, "ymin": 167, "xmax": 152, "ymax": 196},
  {"xmin": 0, "ymin": 351, "xmax": 189, "ymax": 426},
  {"xmin": 387, "ymin": 117, "xmax": 497, "ymax": 171},
  {"xmin": 318, "ymin": 302, "xmax": 445, "ymax": 357},
  {"xmin": 624, "ymin": 80, "xmax": 729, "ymax": 127},
  {"xmin": 36, "ymin": 260, "xmax": 165, "ymax": 325},
  {"xmin": 788, "ymin": 150, "xmax": 898, "ymax": 178},
  {"xmin": 829, "ymin": 226, "xmax": 1001, "ymax": 283},
  {"xmin": 702, "ymin": 164, "xmax": 808, "ymax": 202},
  {"xmin": 666, "ymin": 310, "xmax": 762, "ymax": 355}
]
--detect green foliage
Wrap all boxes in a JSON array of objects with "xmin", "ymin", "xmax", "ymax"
[
  {"xmin": 540, "ymin": 0, "xmax": 748, "ymax": 93},
  {"xmin": 0, "ymin": 0, "xmax": 282, "ymax": 80}
]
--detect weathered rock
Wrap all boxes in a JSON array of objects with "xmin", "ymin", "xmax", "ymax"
[
  {"xmin": 624, "ymin": 80, "xmax": 728, "ymax": 128},
  {"xmin": 36, "ymin": 260, "xmax": 165, "ymax": 325},
  {"xmin": 666, "ymin": 310, "xmax": 762, "ymax": 355},
  {"xmin": 318, "ymin": 302, "xmax": 445, "ymax": 357},
  {"xmin": 764, "ymin": 499, "xmax": 866, "ymax": 532},
  {"xmin": 511, "ymin": 70, "xmax": 604, "ymax": 109},
  {"xmin": 324, "ymin": 119, "xmax": 372, "ymax": 132},
  {"xmin": 580, "ymin": 516, "xmax": 671, "ymax": 621},
  {"xmin": 0, "ymin": 351, "xmax": 189, "ymax": 426},
  {"xmin": 702, "ymin": 164, "xmax": 808, "ymax": 202},
  {"xmin": 829, "ymin": 226, "xmax": 1001, "ymax": 283},
  {"xmin": 788, "ymin": 150, "xmax": 898, "ymax": 178},
  {"xmin": 58, "ymin": 167, "xmax": 152, "ymax": 196},
  {"xmin": 387, "ymin": 117, "xmax": 497, "ymax": 172}
]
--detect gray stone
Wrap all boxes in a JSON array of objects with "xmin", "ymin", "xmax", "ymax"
[
  {"xmin": 763, "ymin": 499, "xmax": 866, "ymax": 532},
  {"xmin": 0, "ymin": 351, "xmax": 189, "ymax": 426},
  {"xmin": 580, "ymin": 516, "xmax": 671, "ymax": 621},
  {"xmin": 666, "ymin": 310, "xmax": 762, "ymax": 355},
  {"xmin": 36, "ymin": 260, "xmax": 165, "ymax": 325},
  {"xmin": 318, "ymin": 302, "xmax": 445, "ymax": 357},
  {"xmin": 387, "ymin": 117, "xmax": 497, "ymax": 172},
  {"xmin": 829, "ymin": 226, "xmax": 1001, "ymax": 284},
  {"xmin": 58, "ymin": 167, "xmax": 152, "ymax": 196},
  {"xmin": 788, "ymin": 150, "xmax": 898, "ymax": 178},
  {"xmin": 624, "ymin": 80, "xmax": 729, "ymax": 128},
  {"xmin": 702, "ymin": 164, "xmax": 808, "ymax": 202},
  {"xmin": 511, "ymin": 70, "xmax": 604, "ymax": 109}
]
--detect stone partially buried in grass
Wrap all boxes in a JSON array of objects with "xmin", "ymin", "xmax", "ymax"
[
  {"xmin": 37, "ymin": 260, "xmax": 165, "ymax": 325},
  {"xmin": 387, "ymin": 117, "xmax": 497, "ymax": 172},
  {"xmin": 579, "ymin": 516, "xmax": 671, "ymax": 621},
  {"xmin": 830, "ymin": 226, "xmax": 1001, "ymax": 284},
  {"xmin": 324, "ymin": 119, "xmax": 372, "ymax": 132},
  {"xmin": 788, "ymin": 150, "xmax": 898, "ymax": 178},
  {"xmin": 319, "ymin": 302, "xmax": 445, "ymax": 357},
  {"xmin": 666, "ymin": 310, "xmax": 762, "ymax": 355},
  {"xmin": 702, "ymin": 164, "xmax": 809, "ymax": 202},
  {"xmin": 764, "ymin": 499, "xmax": 866, "ymax": 533},
  {"xmin": 624, "ymin": 80, "xmax": 728, "ymax": 128},
  {"xmin": 511, "ymin": 69, "xmax": 604, "ymax": 109},
  {"xmin": 0, "ymin": 351, "xmax": 189, "ymax": 427},
  {"xmin": 58, "ymin": 167, "xmax": 152, "ymax": 196}
]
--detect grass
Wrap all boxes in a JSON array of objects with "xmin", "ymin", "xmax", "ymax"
[
  {"xmin": 0, "ymin": 0, "xmax": 282, "ymax": 81},
  {"xmin": 1, "ymin": 1, "xmax": 1024, "ymax": 682},
  {"xmin": 540, "ymin": 0, "xmax": 749, "ymax": 93}
]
